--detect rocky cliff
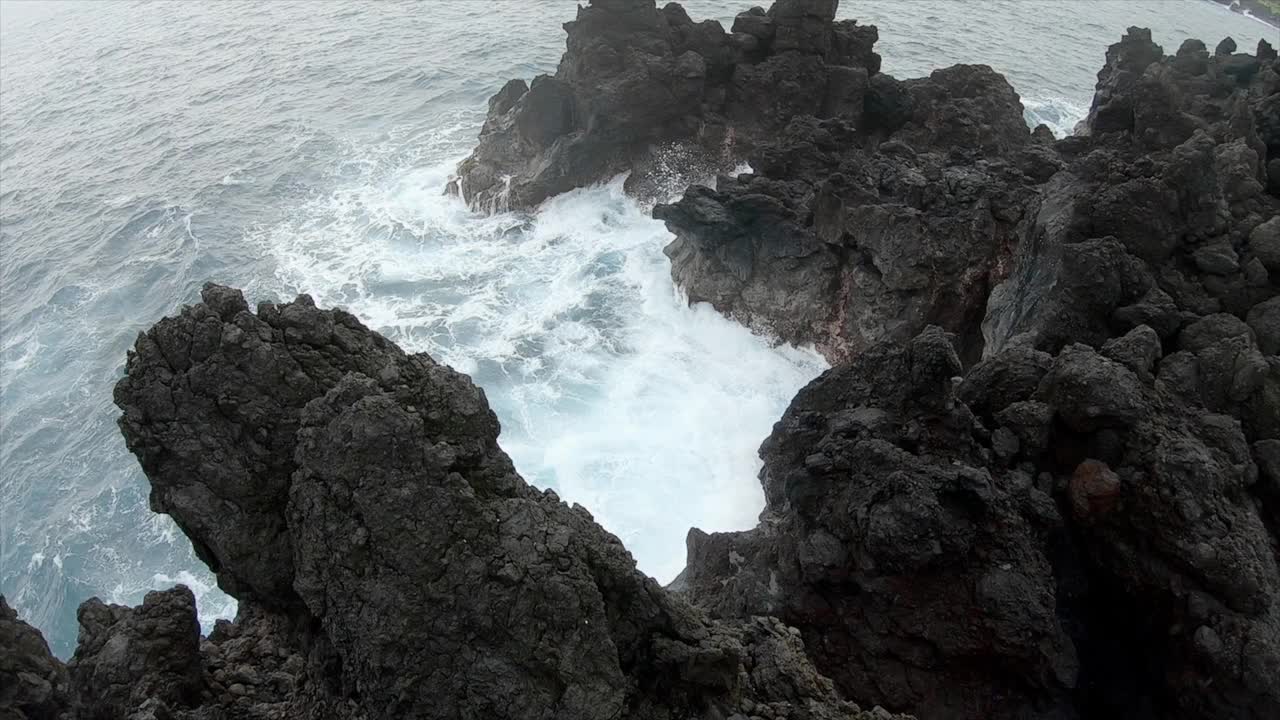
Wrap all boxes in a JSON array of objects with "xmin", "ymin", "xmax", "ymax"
[
  {"xmin": 4, "ymin": 2, "xmax": 1280, "ymax": 720},
  {"xmin": 450, "ymin": 0, "xmax": 883, "ymax": 211},
  {"xmin": 659, "ymin": 26, "xmax": 1280, "ymax": 364},
  {"xmin": 2, "ymin": 285, "xmax": 903, "ymax": 720},
  {"xmin": 671, "ymin": 21, "xmax": 1280, "ymax": 720}
]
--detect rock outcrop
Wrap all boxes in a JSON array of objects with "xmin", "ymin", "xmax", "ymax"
[
  {"xmin": 450, "ymin": 0, "xmax": 885, "ymax": 211},
  {"xmin": 680, "ymin": 322, "xmax": 1280, "ymax": 719},
  {"xmin": 2, "ymin": 284, "xmax": 903, "ymax": 720},
  {"xmin": 2, "ymin": 597, "xmax": 72, "ymax": 720},
  {"xmin": 68, "ymin": 587, "xmax": 204, "ymax": 720},
  {"xmin": 660, "ymin": 25, "xmax": 1280, "ymax": 363},
  {"xmin": 985, "ymin": 27, "xmax": 1280, "ymax": 373},
  {"xmin": 655, "ymin": 85, "xmax": 1039, "ymax": 363},
  {"xmin": 452, "ymin": 0, "xmax": 1056, "ymax": 362},
  {"xmin": 674, "ymin": 25, "xmax": 1280, "ymax": 720}
]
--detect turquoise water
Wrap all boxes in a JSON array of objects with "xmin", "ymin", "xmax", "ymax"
[{"xmin": 0, "ymin": 0, "xmax": 1273, "ymax": 658}]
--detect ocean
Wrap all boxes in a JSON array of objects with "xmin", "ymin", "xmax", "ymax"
[{"xmin": 0, "ymin": 0, "xmax": 1273, "ymax": 658}]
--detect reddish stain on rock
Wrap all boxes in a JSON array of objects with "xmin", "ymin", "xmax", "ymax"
[{"xmin": 1070, "ymin": 459, "xmax": 1122, "ymax": 519}]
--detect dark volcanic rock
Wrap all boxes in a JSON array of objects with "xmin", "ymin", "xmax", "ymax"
[
  {"xmin": 648, "ymin": 24, "xmax": 1041, "ymax": 362},
  {"xmin": 452, "ymin": 0, "xmax": 886, "ymax": 210},
  {"xmin": 458, "ymin": 0, "xmax": 1052, "ymax": 362},
  {"xmin": 984, "ymin": 30, "xmax": 1280, "ymax": 357},
  {"xmin": 18, "ymin": 284, "xmax": 903, "ymax": 720},
  {"xmin": 1083, "ymin": 27, "xmax": 1166, "ymax": 135},
  {"xmin": 673, "ymin": 24, "xmax": 1280, "ymax": 720},
  {"xmin": 1, "ymin": 596, "xmax": 72, "ymax": 720},
  {"xmin": 68, "ymin": 587, "xmax": 203, "ymax": 720},
  {"xmin": 660, "ymin": 24, "xmax": 1280, "ymax": 361},
  {"xmin": 681, "ymin": 324, "xmax": 1280, "ymax": 720},
  {"xmin": 659, "ymin": 78, "xmax": 1035, "ymax": 361},
  {"xmin": 680, "ymin": 328, "xmax": 1081, "ymax": 719},
  {"xmin": 7, "ymin": 9, "xmax": 1280, "ymax": 720}
]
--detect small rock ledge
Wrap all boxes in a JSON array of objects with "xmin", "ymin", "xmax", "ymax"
[{"xmin": 450, "ymin": 0, "xmax": 885, "ymax": 211}]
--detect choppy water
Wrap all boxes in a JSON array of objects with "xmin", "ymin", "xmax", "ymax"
[{"xmin": 0, "ymin": 0, "xmax": 1273, "ymax": 658}]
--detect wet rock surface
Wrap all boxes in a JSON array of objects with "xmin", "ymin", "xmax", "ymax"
[
  {"xmin": 681, "ymin": 318, "xmax": 1280, "ymax": 719},
  {"xmin": 454, "ymin": 0, "xmax": 1052, "ymax": 361}
]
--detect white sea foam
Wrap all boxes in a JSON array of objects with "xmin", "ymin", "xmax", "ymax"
[
  {"xmin": 107, "ymin": 569, "xmax": 238, "ymax": 632},
  {"xmin": 1023, "ymin": 94, "xmax": 1090, "ymax": 138},
  {"xmin": 256, "ymin": 154, "xmax": 827, "ymax": 584}
]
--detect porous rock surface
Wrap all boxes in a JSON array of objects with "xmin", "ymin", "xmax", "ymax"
[
  {"xmin": 5, "ymin": 4, "xmax": 1280, "ymax": 720},
  {"xmin": 1, "ymin": 284, "xmax": 902, "ymax": 720},
  {"xmin": 454, "ymin": 0, "xmax": 1048, "ymax": 362},
  {"xmin": 451, "ymin": 0, "xmax": 884, "ymax": 211},
  {"xmin": 661, "ymin": 26, "xmax": 1280, "ymax": 363},
  {"xmin": 680, "ymin": 323, "xmax": 1280, "ymax": 719},
  {"xmin": 2, "ymin": 596, "xmax": 72, "ymax": 720},
  {"xmin": 673, "ymin": 25, "xmax": 1280, "ymax": 720}
]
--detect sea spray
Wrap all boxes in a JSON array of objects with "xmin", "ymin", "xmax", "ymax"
[{"xmin": 259, "ymin": 160, "xmax": 827, "ymax": 584}]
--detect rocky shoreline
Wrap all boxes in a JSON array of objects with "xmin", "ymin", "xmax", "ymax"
[{"xmin": 4, "ymin": 1, "xmax": 1280, "ymax": 719}]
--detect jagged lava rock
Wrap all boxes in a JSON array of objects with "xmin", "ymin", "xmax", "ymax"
[
  {"xmin": 1, "ymin": 596, "xmax": 72, "ymax": 720},
  {"xmin": 5, "ymin": 8, "xmax": 1280, "ymax": 720},
  {"xmin": 670, "ymin": 27, "xmax": 1280, "ymax": 720},
  {"xmin": 451, "ymin": 0, "xmax": 885, "ymax": 211},
  {"xmin": 680, "ymin": 323, "xmax": 1280, "ymax": 720},
  {"xmin": 662, "ymin": 23, "xmax": 1279, "ymax": 364},
  {"xmin": 985, "ymin": 28, "xmax": 1280, "ymax": 358},
  {"xmin": 657, "ymin": 61, "xmax": 1038, "ymax": 362},
  {"xmin": 67, "ymin": 586, "xmax": 204, "ymax": 719}
]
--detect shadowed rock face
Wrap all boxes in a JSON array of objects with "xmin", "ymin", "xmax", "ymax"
[
  {"xmin": 681, "ymin": 323, "xmax": 1280, "ymax": 720},
  {"xmin": 655, "ymin": 90, "xmax": 1039, "ymax": 364},
  {"xmin": 985, "ymin": 27, "xmax": 1280, "ymax": 360},
  {"xmin": 455, "ymin": 0, "xmax": 1045, "ymax": 363},
  {"xmin": 1, "ymin": 284, "xmax": 904, "ymax": 720},
  {"xmin": 67, "ymin": 586, "xmax": 204, "ymax": 720},
  {"xmin": 661, "ymin": 26, "xmax": 1280, "ymax": 363},
  {"xmin": 2, "ymin": 597, "xmax": 72, "ymax": 720},
  {"xmin": 451, "ymin": 0, "xmax": 886, "ymax": 211}
]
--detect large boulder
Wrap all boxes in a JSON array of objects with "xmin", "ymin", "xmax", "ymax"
[
  {"xmin": 452, "ymin": 0, "xmax": 886, "ymax": 210},
  {"xmin": 985, "ymin": 31, "xmax": 1280, "ymax": 358},
  {"xmin": 672, "ymin": 29, "xmax": 1280, "ymax": 720},
  {"xmin": 659, "ymin": 101, "xmax": 1035, "ymax": 362}
]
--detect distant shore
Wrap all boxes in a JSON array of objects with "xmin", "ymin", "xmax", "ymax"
[{"xmin": 1208, "ymin": 0, "xmax": 1280, "ymax": 30}]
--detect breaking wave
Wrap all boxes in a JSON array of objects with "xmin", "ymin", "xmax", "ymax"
[{"xmin": 254, "ymin": 139, "xmax": 827, "ymax": 585}]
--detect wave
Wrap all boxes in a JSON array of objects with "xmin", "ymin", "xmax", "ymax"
[{"xmin": 253, "ymin": 143, "xmax": 826, "ymax": 584}]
